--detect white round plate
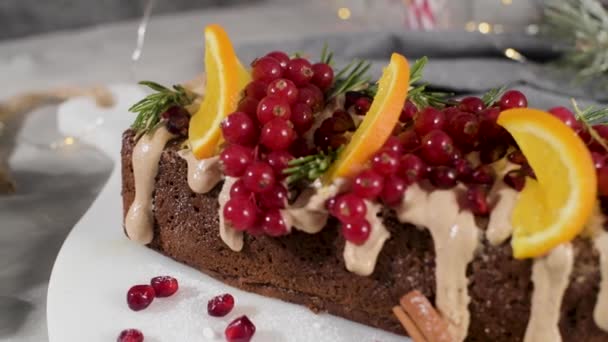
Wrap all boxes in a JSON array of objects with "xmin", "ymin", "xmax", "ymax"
[{"xmin": 47, "ymin": 84, "xmax": 407, "ymax": 342}]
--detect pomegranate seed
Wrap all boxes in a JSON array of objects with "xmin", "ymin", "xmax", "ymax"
[
  {"xmin": 331, "ymin": 193, "xmax": 367, "ymax": 223},
  {"xmin": 471, "ymin": 165, "xmax": 495, "ymax": 185},
  {"xmin": 381, "ymin": 175, "xmax": 408, "ymax": 205},
  {"xmin": 237, "ymin": 97, "xmax": 260, "ymax": 116},
  {"xmin": 224, "ymin": 197, "xmax": 258, "ymax": 231},
  {"xmin": 243, "ymin": 162, "xmax": 276, "ymax": 193},
  {"xmin": 230, "ymin": 179, "xmax": 252, "ymax": 199},
  {"xmin": 325, "ymin": 196, "xmax": 338, "ymax": 212},
  {"xmin": 419, "ymin": 130, "xmax": 454, "ymax": 166},
  {"xmin": 261, "ymin": 209, "xmax": 289, "ymax": 236},
  {"xmin": 480, "ymin": 144, "xmax": 508, "ymax": 164},
  {"xmin": 507, "ymin": 150, "xmax": 527, "ymax": 165},
  {"xmin": 225, "ymin": 315, "xmax": 256, "ymax": 342},
  {"xmin": 352, "ymin": 169, "xmax": 384, "ymax": 199},
  {"xmin": 207, "ymin": 293, "xmax": 235, "ymax": 317},
  {"xmin": 257, "ymin": 96, "xmax": 291, "ymax": 124},
  {"xmin": 414, "ymin": 107, "xmax": 445, "ymax": 136},
  {"xmin": 260, "ymin": 118, "xmax": 296, "ymax": 151},
  {"xmin": 265, "ymin": 51, "xmax": 290, "ymax": 68},
  {"xmin": 372, "ymin": 150, "xmax": 400, "ymax": 175},
  {"xmin": 466, "ymin": 185, "xmax": 490, "ymax": 216},
  {"xmin": 345, "ymin": 91, "xmax": 363, "ymax": 109},
  {"xmin": 266, "ymin": 150, "xmax": 294, "ymax": 176},
  {"xmin": 117, "ymin": 329, "xmax": 144, "ymax": 342},
  {"xmin": 258, "ymin": 184, "xmax": 288, "ymax": 209},
  {"xmin": 383, "ymin": 136, "xmax": 405, "ymax": 155},
  {"xmin": 353, "ymin": 97, "xmax": 371, "ymax": 115},
  {"xmin": 285, "ymin": 58, "xmax": 314, "ymax": 86},
  {"xmin": 311, "ymin": 63, "xmax": 334, "ymax": 90},
  {"xmin": 126, "ymin": 285, "xmax": 155, "ymax": 311},
  {"xmin": 220, "ymin": 145, "xmax": 254, "ymax": 177},
  {"xmin": 398, "ymin": 153, "xmax": 427, "ymax": 184},
  {"xmin": 504, "ymin": 170, "xmax": 526, "ymax": 191},
  {"xmin": 245, "ymin": 80, "xmax": 269, "ymax": 100},
  {"xmin": 429, "ymin": 166, "xmax": 458, "ymax": 189},
  {"xmin": 252, "ymin": 56, "xmax": 283, "ymax": 82},
  {"xmin": 162, "ymin": 106, "xmax": 190, "ymax": 136},
  {"xmin": 290, "ymin": 103, "xmax": 314, "ymax": 134},
  {"xmin": 342, "ymin": 220, "xmax": 371, "ymax": 245},
  {"xmin": 267, "ymin": 78, "xmax": 299, "ymax": 104},
  {"xmin": 499, "ymin": 90, "xmax": 527, "ymax": 110},
  {"xmin": 150, "ymin": 276, "xmax": 178, "ymax": 297},
  {"xmin": 400, "ymin": 100, "xmax": 417, "ymax": 123},
  {"xmin": 548, "ymin": 106, "xmax": 582, "ymax": 132},
  {"xmin": 459, "ymin": 96, "xmax": 485, "ymax": 113},
  {"xmin": 332, "ymin": 110, "xmax": 355, "ymax": 132},
  {"xmin": 221, "ymin": 112, "xmax": 259, "ymax": 146},
  {"xmin": 453, "ymin": 158, "xmax": 473, "ymax": 182}
]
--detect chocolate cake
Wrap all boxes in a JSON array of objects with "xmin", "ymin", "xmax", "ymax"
[{"xmin": 121, "ymin": 130, "xmax": 608, "ymax": 341}]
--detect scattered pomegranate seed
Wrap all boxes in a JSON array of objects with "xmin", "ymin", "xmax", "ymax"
[
  {"xmin": 507, "ymin": 150, "xmax": 527, "ymax": 165},
  {"xmin": 225, "ymin": 315, "xmax": 256, "ymax": 342},
  {"xmin": 117, "ymin": 329, "xmax": 144, "ymax": 342},
  {"xmin": 471, "ymin": 165, "xmax": 495, "ymax": 185},
  {"xmin": 150, "ymin": 276, "xmax": 179, "ymax": 298},
  {"xmin": 429, "ymin": 166, "xmax": 458, "ymax": 189},
  {"xmin": 208, "ymin": 293, "xmax": 235, "ymax": 317},
  {"xmin": 466, "ymin": 185, "xmax": 489, "ymax": 216},
  {"xmin": 126, "ymin": 285, "xmax": 155, "ymax": 311},
  {"xmin": 504, "ymin": 170, "xmax": 526, "ymax": 191},
  {"xmin": 353, "ymin": 97, "xmax": 371, "ymax": 115}
]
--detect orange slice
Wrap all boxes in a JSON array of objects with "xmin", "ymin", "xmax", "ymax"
[
  {"xmin": 325, "ymin": 53, "xmax": 410, "ymax": 181},
  {"xmin": 497, "ymin": 108, "xmax": 597, "ymax": 258},
  {"xmin": 189, "ymin": 24, "xmax": 251, "ymax": 159}
]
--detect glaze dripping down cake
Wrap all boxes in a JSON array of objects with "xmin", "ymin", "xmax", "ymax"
[{"xmin": 121, "ymin": 24, "xmax": 608, "ymax": 341}]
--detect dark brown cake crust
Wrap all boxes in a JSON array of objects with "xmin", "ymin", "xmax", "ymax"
[{"xmin": 121, "ymin": 130, "xmax": 608, "ymax": 341}]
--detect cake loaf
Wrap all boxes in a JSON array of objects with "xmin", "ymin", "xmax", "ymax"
[{"xmin": 121, "ymin": 130, "xmax": 608, "ymax": 341}]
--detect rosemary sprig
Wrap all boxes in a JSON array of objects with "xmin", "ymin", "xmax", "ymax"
[
  {"xmin": 327, "ymin": 59, "xmax": 372, "ymax": 100},
  {"xmin": 405, "ymin": 57, "xmax": 453, "ymax": 109},
  {"xmin": 129, "ymin": 81, "xmax": 195, "ymax": 137},
  {"xmin": 543, "ymin": 0, "xmax": 608, "ymax": 79},
  {"xmin": 481, "ymin": 86, "xmax": 507, "ymax": 106},
  {"xmin": 572, "ymin": 98, "xmax": 608, "ymax": 151},
  {"xmin": 283, "ymin": 148, "xmax": 341, "ymax": 185},
  {"xmin": 320, "ymin": 42, "xmax": 334, "ymax": 65}
]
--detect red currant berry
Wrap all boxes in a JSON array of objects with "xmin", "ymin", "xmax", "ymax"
[
  {"xmin": 342, "ymin": 220, "xmax": 371, "ymax": 245},
  {"xmin": 420, "ymin": 130, "xmax": 454, "ymax": 166},
  {"xmin": 466, "ymin": 185, "xmax": 489, "ymax": 216},
  {"xmin": 150, "ymin": 276, "xmax": 178, "ymax": 297},
  {"xmin": 243, "ymin": 162, "xmax": 276, "ymax": 193},
  {"xmin": 372, "ymin": 150, "xmax": 400, "ymax": 175},
  {"xmin": 207, "ymin": 293, "xmax": 235, "ymax": 317},
  {"xmin": 590, "ymin": 125, "xmax": 608, "ymax": 151},
  {"xmin": 265, "ymin": 51, "xmax": 290, "ymax": 68},
  {"xmin": 252, "ymin": 56, "xmax": 283, "ymax": 82},
  {"xmin": 429, "ymin": 166, "xmax": 458, "ymax": 189},
  {"xmin": 289, "ymin": 137, "xmax": 311, "ymax": 157},
  {"xmin": 221, "ymin": 112, "xmax": 259, "ymax": 146},
  {"xmin": 225, "ymin": 315, "xmax": 256, "ymax": 342},
  {"xmin": 398, "ymin": 154, "xmax": 427, "ymax": 184},
  {"xmin": 117, "ymin": 329, "xmax": 144, "ymax": 342},
  {"xmin": 285, "ymin": 58, "xmax": 314, "ymax": 86},
  {"xmin": 503, "ymin": 169, "xmax": 526, "ymax": 191},
  {"xmin": 223, "ymin": 197, "xmax": 258, "ymax": 231},
  {"xmin": 290, "ymin": 103, "xmax": 314, "ymax": 134},
  {"xmin": 400, "ymin": 100, "xmax": 417, "ymax": 123},
  {"xmin": 237, "ymin": 97, "xmax": 260, "ymax": 116},
  {"xmin": 382, "ymin": 136, "xmax": 404, "ymax": 155},
  {"xmin": 311, "ymin": 62, "xmax": 334, "ymax": 90},
  {"xmin": 126, "ymin": 285, "xmax": 155, "ymax": 311},
  {"xmin": 592, "ymin": 152, "xmax": 606, "ymax": 170},
  {"xmin": 297, "ymin": 84, "xmax": 324, "ymax": 111},
  {"xmin": 447, "ymin": 112, "xmax": 479, "ymax": 150},
  {"xmin": 415, "ymin": 107, "xmax": 446, "ymax": 136},
  {"xmin": 459, "ymin": 96, "xmax": 485, "ymax": 113},
  {"xmin": 353, "ymin": 169, "xmax": 384, "ymax": 199},
  {"xmin": 266, "ymin": 150, "xmax": 293, "ymax": 175},
  {"xmin": 230, "ymin": 179, "xmax": 251, "ymax": 199},
  {"xmin": 260, "ymin": 118, "xmax": 296, "ymax": 151},
  {"xmin": 331, "ymin": 193, "xmax": 367, "ymax": 223},
  {"xmin": 267, "ymin": 78, "xmax": 299, "ymax": 104},
  {"xmin": 257, "ymin": 96, "xmax": 291, "ymax": 124},
  {"xmin": 443, "ymin": 106, "xmax": 461, "ymax": 122},
  {"xmin": 332, "ymin": 110, "xmax": 356, "ymax": 132},
  {"xmin": 381, "ymin": 175, "xmax": 408, "ymax": 205},
  {"xmin": 258, "ymin": 184, "xmax": 288, "ymax": 209},
  {"xmin": 598, "ymin": 166, "xmax": 608, "ymax": 196},
  {"xmin": 353, "ymin": 97, "xmax": 371, "ymax": 115},
  {"xmin": 453, "ymin": 158, "xmax": 473, "ymax": 182},
  {"xmin": 245, "ymin": 80, "xmax": 269, "ymax": 100},
  {"xmin": 499, "ymin": 90, "xmax": 527, "ymax": 110},
  {"xmin": 220, "ymin": 145, "xmax": 253, "ymax": 177},
  {"xmin": 398, "ymin": 129, "xmax": 420, "ymax": 152},
  {"xmin": 261, "ymin": 209, "xmax": 289, "ymax": 236},
  {"xmin": 548, "ymin": 106, "xmax": 582, "ymax": 132},
  {"xmin": 471, "ymin": 165, "xmax": 495, "ymax": 185}
]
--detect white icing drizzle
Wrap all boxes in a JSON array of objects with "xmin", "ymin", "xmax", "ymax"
[
  {"xmin": 397, "ymin": 185, "xmax": 479, "ymax": 341},
  {"xmin": 125, "ymin": 126, "xmax": 174, "ymax": 244},
  {"xmin": 343, "ymin": 201, "xmax": 391, "ymax": 276},
  {"xmin": 178, "ymin": 150, "xmax": 222, "ymax": 194},
  {"xmin": 486, "ymin": 162, "xmax": 519, "ymax": 245},
  {"xmin": 218, "ymin": 177, "xmax": 244, "ymax": 251},
  {"xmin": 524, "ymin": 243, "xmax": 574, "ymax": 342},
  {"xmin": 594, "ymin": 231, "xmax": 608, "ymax": 332}
]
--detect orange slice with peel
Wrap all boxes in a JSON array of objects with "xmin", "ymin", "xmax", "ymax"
[
  {"xmin": 325, "ymin": 53, "xmax": 410, "ymax": 181},
  {"xmin": 497, "ymin": 108, "xmax": 597, "ymax": 258},
  {"xmin": 189, "ymin": 24, "xmax": 251, "ymax": 159}
]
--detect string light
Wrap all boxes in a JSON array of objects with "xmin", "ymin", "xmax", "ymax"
[
  {"xmin": 465, "ymin": 21, "xmax": 477, "ymax": 32},
  {"xmin": 478, "ymin": 22, "xmax": 491, "ymax": 34},
  {"xmin": 504, "ymin": 48, "xmax": 526, "ymax": 62},
  {"xmin": 338, "ymin": 7, "xmax": 351, "ymax": 20},
  {"xmin": 501, "ymin": 0, "xmax": 512, "ymax": 5}
]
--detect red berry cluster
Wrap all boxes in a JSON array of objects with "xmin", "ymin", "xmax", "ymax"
[{"xmin": 219, "ymin": 51, "xmax": 335, "ymax": 236}]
